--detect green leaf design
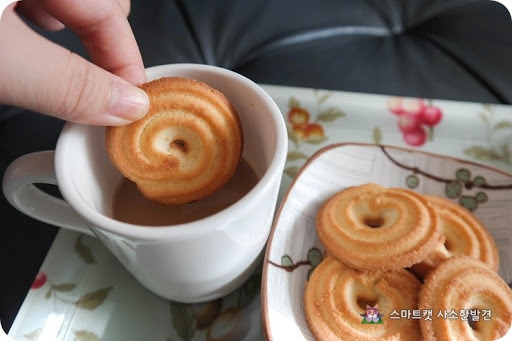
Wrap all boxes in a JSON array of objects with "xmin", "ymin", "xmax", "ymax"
[
  {"xmin": 318, "ymin": 93, "xmax": 332, "ymax": 104},
  {"xmin": 307, "ymin": 268, "xmax": 315, "ymax": 280},
  {"xmin": 289, "ymin": 96, "xmax": 301, "ymax": 109},
  {"xmin": 170, "ymin": 301, "xmax": 196, "ymax": 341},
  {"xmin": 456, "ymin": 169, "xmax": 471, "ymax": 183},
  {"xmin": 307, "ymin": 248, "xmax": 323, "ymax": 267},
  {"xmin": 475, "ymin": 192, "xmax": 488, "ymax": 203},
  {"xmin": 45, "ymin": 289, "xmax": 52, "ymax": 300},
  {"xmin": 464, "ymin": 146, "xmax": 503, "ymax": 161},
  {"xmin": 445, "ymin": 181, "xmax": 463, "ymax": 199},
  {"xmin": 502, "ymin": 145, "xmax": 511, "ymax": 163},
  {"xmin": 428, "ymin": 126, "xmax": 434, "ymax": 141},
  {"xmin": 460, "ymin": 196, "xmax": 478, "ymax": 212},
  {"xmin": 362, "ymin": 319, "xmax": 383, "ymax": 324},
  {"xmin": 473, "ymin": 176, "xmax": 486, "ymax": 187},
  {"xmin": 52, "ymin": 283, "xmax": 76, "ymax": 292},
  {"xmin": 284, "ymin": 166, "xmax": 300, "ymax": 179},
  {"xmin": 482, "ymin": 103, "xmax": 493, "ymax": 113},
  {"xmin": 287, "ymin": 126, "xmax": 300, "ymax": 145},
  {"xmin": 74, "ymin": 236, "xmax": 97, "ymax": 264},
  {"xmin": 23, "ymin": 328, "xmax": 43, "ymax": 341},
  {"xmin": 305, "ymin": 136, "xmax": 328, "ymax": 145},
  {"xmin": 478, "ymin": 112, "xmax": 490, "ymax": 126},
  {"xmin": 73, "ymin": 330, "xmax": 100, "ymax": 341},
  {"xmin": 75, "ymin": 287, "xmax": 112, "ymax": 310},
  {"xmin": 237, "ymin": 274, "xmax": 261, "ymax": 309},
  {"xmin": 23, "ymin": 328, "xmax": 42, "ymax": 341},
  {"xmin": 317, "ymin": 107, "xmax": 346, "ymax": 122},
  {"xmin": 372, "ymin": 127, "xmax": 382, "ymax": 144},
  {"xmin": 281, "ymin": 255, "xmax": 294, "ymax": 267},
  {"xmin": 287, "ymin": 151, "xmax": 308, "ymax": 161},
  {"xmin": 493, "ymin": 121, "xmax": 512, "ymax": 130},
  {"xmin": 406, "ymin": 174, "xmax": 419, "ymax": 189}
]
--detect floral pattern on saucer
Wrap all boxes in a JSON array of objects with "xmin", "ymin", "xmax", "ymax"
[
  {"xmin": 284, "ymin": 91, "xmax": 346, "ymax": 179},
  {"xmin": 386, "ymin": 97, "xmax": 443, "ymax": 147},
  {"xmin": 463, "ymin": 104, "xmax": 512, "ymax": 167},
  {"xmin": 11, "ymin": 231, "xmax": 262, "ymax": 341}
]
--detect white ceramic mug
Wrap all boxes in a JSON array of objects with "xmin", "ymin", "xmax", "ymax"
[{"xmin": 2, "ymin": 64, "xmax": 288, "ymax": 302}]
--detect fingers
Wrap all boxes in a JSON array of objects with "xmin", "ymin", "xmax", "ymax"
[
  {"xmin": 0, "ymin": 10, "xmax": 149, "ymax": 126},
  {"xmin": 43, "ymin": 0, "xmax": 146, "ymax": 85},
  {"xmin": 16, "ymin": 0, "xmax": 65, "ymax": 31},
  {"xmin": 116, "ymin": 0, "xmax": 131, "ymax": 16},
  {"xmin": 15, "ymin": 0, "xmax": 130, "ymax": 31}
]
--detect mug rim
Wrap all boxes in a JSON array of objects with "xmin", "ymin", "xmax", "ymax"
[{"xmin": 55, "ymin": 63, "xmax": 288, "ymax": 241}]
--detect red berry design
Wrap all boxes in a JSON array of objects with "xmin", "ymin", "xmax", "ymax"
[
  {"xmin": 403, "ymin": 127, "xmax": 427, "ymax": 146},
  {"xmin": 398, "ymin": 114, "xmax": 422, "ymax": 133},
  {"xmin": 388, "ymin": 97, "xmax": 443, "ymax": 147},
  {"xmin": 401, "ymin": 98, "xmax": 425, "ymax": 116},
  {"xmin": 421, "ymin": 106, "xmax": 442, "ymax": 126},
  {"xmin": 287, "ymin": 107, "xmax": 310, "ymax": 126},
  {"xmin": 303, "ymin": 123, "xmax": 325, "ymax": 142},
  {"xmin": 31, "ymin": 272, "xmax": 47, "ymax": 289},
  {"xmin": 388, "ymin": 97, "xmax": 404, "ymax": 116}
]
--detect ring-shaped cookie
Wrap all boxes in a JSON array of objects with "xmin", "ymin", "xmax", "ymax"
[
  {"xmin": 304, "ymin": 256, "xmax": 422, "ymax": 340},
  {"xmin": 419, "ymin": 256, "xmax": 512, "ymax": 341},
  {"xmin": 317, "ymin": 183, "xmax": 439, "ymax": 271},
  {"xmin": 410, "ymin": 196, "xmax": 499, "ymax": 279}
]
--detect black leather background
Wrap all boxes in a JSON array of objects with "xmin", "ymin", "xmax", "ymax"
[{"xmin": 1, "ymin": 0, "xmax": 511, "ymax": 331}]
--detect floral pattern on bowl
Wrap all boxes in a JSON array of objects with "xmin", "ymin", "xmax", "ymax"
[{"xmin": 262, "ymin": 143, "xmax": 512, "ymax": 340}]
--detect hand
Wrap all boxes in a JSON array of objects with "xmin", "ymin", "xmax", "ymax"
[{"xmin": 0, "ymin": 0, "xmax": 149, "ymax": 126}]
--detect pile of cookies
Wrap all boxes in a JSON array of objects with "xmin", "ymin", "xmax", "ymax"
[{"xmin": 304, "ymin": 183, "xmax": 512, "ymax": 340}]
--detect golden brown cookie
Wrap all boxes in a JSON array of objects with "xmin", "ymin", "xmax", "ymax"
[
  {"xmin": 410, "ymin": 195, "xmax": 499, "ymax": 279},
  {"xmin": 419, "ymin": 256, "xmax": 512, "ymax": 341},
  {"xmin": 304, "ymin": 256, "xmax": 422, "ymax": 340},
  {"xmin": 106, "ymin": 77, "xmax": 243, "ymax": 205},
  {"xmin": 316, "ymin": 183, "xmax": 440, "ymax": 271}
]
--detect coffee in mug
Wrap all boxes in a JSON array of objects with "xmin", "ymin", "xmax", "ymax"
[{"xmin": 112, "ymin": 158, "xmax": 259, "ymax": 226}]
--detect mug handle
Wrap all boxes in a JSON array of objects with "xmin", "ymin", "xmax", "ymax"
[{"xmin": 2, "ymin": 151, "xmax": 94, "ymax": 236}]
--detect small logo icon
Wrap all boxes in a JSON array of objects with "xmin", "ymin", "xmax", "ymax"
[{"xmin": 361, "ymin": 304, "xmax": 384, "ymax": 324}]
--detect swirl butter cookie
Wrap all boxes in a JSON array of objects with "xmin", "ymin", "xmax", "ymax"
[
  {"xmin": 410, "ymin": 195, "xmax": 499, "ymax": 279},
  {"xmin": 106, "ymin": 77, "xmax": 243, "ymax": 205},
  {"xmin": 304, "ymin": 256, "xmax": 422, "ymax": 341},
  {"xmin": 419, "ymin": 256, "xmax": 512, "ymax": 341},
  {"xmin": 317, "ymin": 183, "xmax": 440, "ymax": 271}
]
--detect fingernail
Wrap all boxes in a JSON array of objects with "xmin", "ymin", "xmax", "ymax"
[
  {"xmin": 109, "ymin": 81, "xmax": 149, "ymax": 121},
  {"xmin": 104, "ymin": 116, "xmax": 132, "ymax": 126}
]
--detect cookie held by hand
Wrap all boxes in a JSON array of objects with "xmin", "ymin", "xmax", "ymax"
[{"xmin": 106, "ymin": 77, "xmax": 243, "ymax": 205}]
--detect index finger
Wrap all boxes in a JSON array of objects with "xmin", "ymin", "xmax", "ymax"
[{"xmin": 43, "ymin": 0, "xmax": 146, "ymax": 85}]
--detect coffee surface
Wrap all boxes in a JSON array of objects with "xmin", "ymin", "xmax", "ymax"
[{"xmin": 112, "ymin": 158, "xmax": 259, "ymax": 226}]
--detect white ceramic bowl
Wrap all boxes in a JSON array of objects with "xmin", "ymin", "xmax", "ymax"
[{"xmin": 262, "ymin": 143, "xmax": 512, "ymax": 340}]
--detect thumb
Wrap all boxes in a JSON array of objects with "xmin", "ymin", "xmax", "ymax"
[{"xmin": 0, "ymin": 8, "xmax": 149, "ymax": 126}]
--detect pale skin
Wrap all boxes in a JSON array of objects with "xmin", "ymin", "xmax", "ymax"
[{"xmin": 0, "ymin": 0, "xmax": 149, "ymax": 126}]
